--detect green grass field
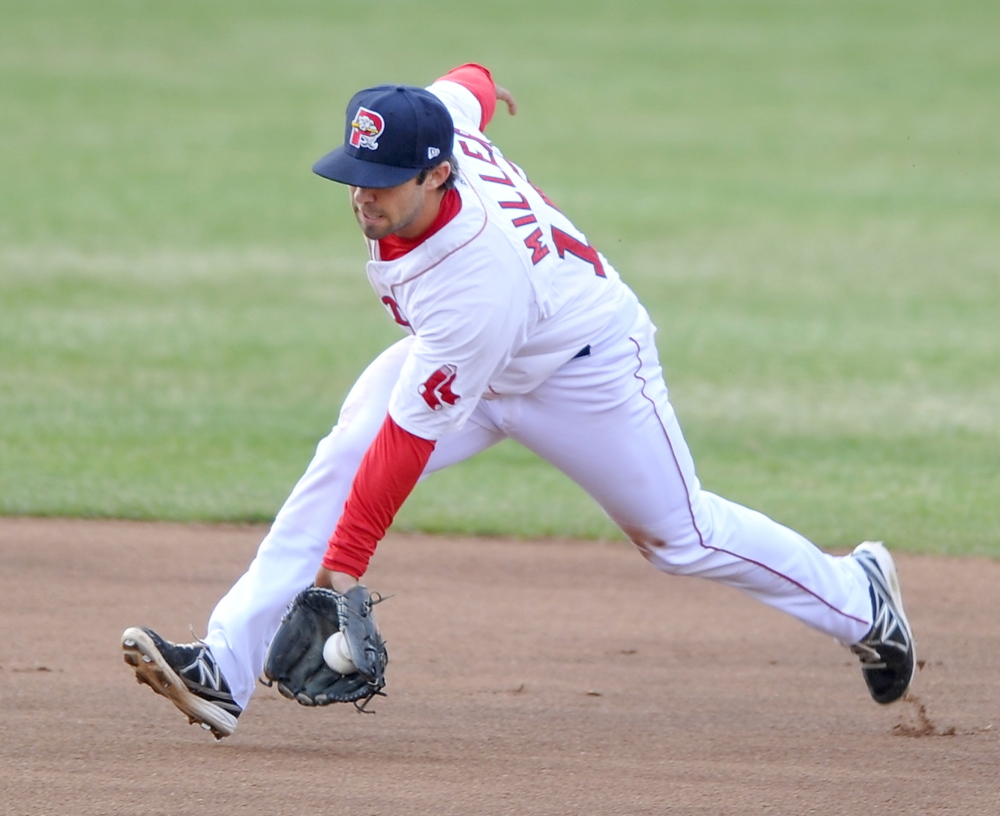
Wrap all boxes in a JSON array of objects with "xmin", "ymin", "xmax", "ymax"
[{"xmin": 1, "ymin": 0, "xmax": 997, "ymax": 554}]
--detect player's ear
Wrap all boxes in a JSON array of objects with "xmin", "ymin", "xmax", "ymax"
[{"xmin": 425, "ymin": 160, "xmax": 452, "ymax": 191}]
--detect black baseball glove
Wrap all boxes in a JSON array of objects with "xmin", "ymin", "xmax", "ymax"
[{"xmin": 262, "ymin": 585, "xmax": 388, "ymax": 710}]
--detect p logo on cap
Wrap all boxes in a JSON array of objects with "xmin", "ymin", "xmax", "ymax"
[
  {"xmin": 349, "ymin": 107, "xmax": 385, "ymax": 151},
  {"xmin": 312, "ymin": 84, "xmax": 455, "ymax": 189}
]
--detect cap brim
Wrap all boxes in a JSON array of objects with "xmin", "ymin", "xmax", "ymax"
[{"xmin": 312, "ymin": 147, "xmax": 422, "ymax": 189}]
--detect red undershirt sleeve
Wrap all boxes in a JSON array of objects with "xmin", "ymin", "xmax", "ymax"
[
  {"xmin": 436, "ymin": 63, "xmax": 497, "ymax": 131},
  {"xmin": 322, "ymin": 414, "xmax": 436, "ymax": 579}
]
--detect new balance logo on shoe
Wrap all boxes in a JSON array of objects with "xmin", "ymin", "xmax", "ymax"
[{"xmin": 177, "ymin": 649, "xmax": 230, "ymax": 703}]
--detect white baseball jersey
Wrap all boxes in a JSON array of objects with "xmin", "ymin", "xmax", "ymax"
[{"xmin": 368, "ymin": 78, "xmax": 627, "ymax": 441}]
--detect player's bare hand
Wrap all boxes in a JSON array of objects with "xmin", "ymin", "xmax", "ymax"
[
  {"xmin": 314, "ymin": 566, "xmax": 359, "ymax": 593},
  {"xmin": 496, "ymin": 85, "xmax": 517, "ymax": 116}
]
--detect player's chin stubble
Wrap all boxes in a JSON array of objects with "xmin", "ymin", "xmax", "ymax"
[{"xmin": 353, "ymin": 207, "xmax": 392, "ymax": 240}]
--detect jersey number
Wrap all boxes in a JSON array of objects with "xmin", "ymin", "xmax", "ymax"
[{"xmin": 550, "ymin": 226, "xmax": 606, "ymax": 278}]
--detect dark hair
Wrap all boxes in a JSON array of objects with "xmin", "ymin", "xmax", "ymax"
[{"xmin": 416, "ymin": 155, "xmax": 459, "ymax": 190}]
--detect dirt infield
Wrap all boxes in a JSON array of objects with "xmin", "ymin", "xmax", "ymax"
[{"xmin": 1, "ymin": 517, "xmax": 998, "ymax": 815}]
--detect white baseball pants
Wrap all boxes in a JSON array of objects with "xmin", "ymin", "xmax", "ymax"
[{"xmin": 205, "ymin": 296, "xmax": 873, "ymax": 709}]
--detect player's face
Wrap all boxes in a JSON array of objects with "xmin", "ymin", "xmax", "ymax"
[
  {"xmin": 349, "ymin": 178, "xmax": 428, "ymax": 240},
  {"xmin": 348, "ymin": 163, "xmax": 451, "ymax": 241},
  {"xmin": 351, "ymin": 179, "xmax": 433, "ymax": 241}
]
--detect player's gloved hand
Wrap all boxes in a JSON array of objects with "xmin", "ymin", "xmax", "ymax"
[{"xmin": 262, "ymin": 585, "xmax": 387, "ymax": 709}]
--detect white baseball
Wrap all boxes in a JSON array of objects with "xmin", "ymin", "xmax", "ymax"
[{"xmin": 323, "ymin": 631, "xmax": 357, "ymax": 675}]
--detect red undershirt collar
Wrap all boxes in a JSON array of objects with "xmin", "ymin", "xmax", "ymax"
[{"xmin": 377, "ymin": 187, "xmax": 462, "ymax": 261}]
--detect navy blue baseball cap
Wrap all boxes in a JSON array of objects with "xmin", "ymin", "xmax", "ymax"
[{"xmin": 312, "ymin": 85, "xmax": 454, "ymax": 188}]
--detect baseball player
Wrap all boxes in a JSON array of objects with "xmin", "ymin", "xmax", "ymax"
[{"xmin": 122, "ymin": 64, "xmax": 915, "ymax": 739}]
